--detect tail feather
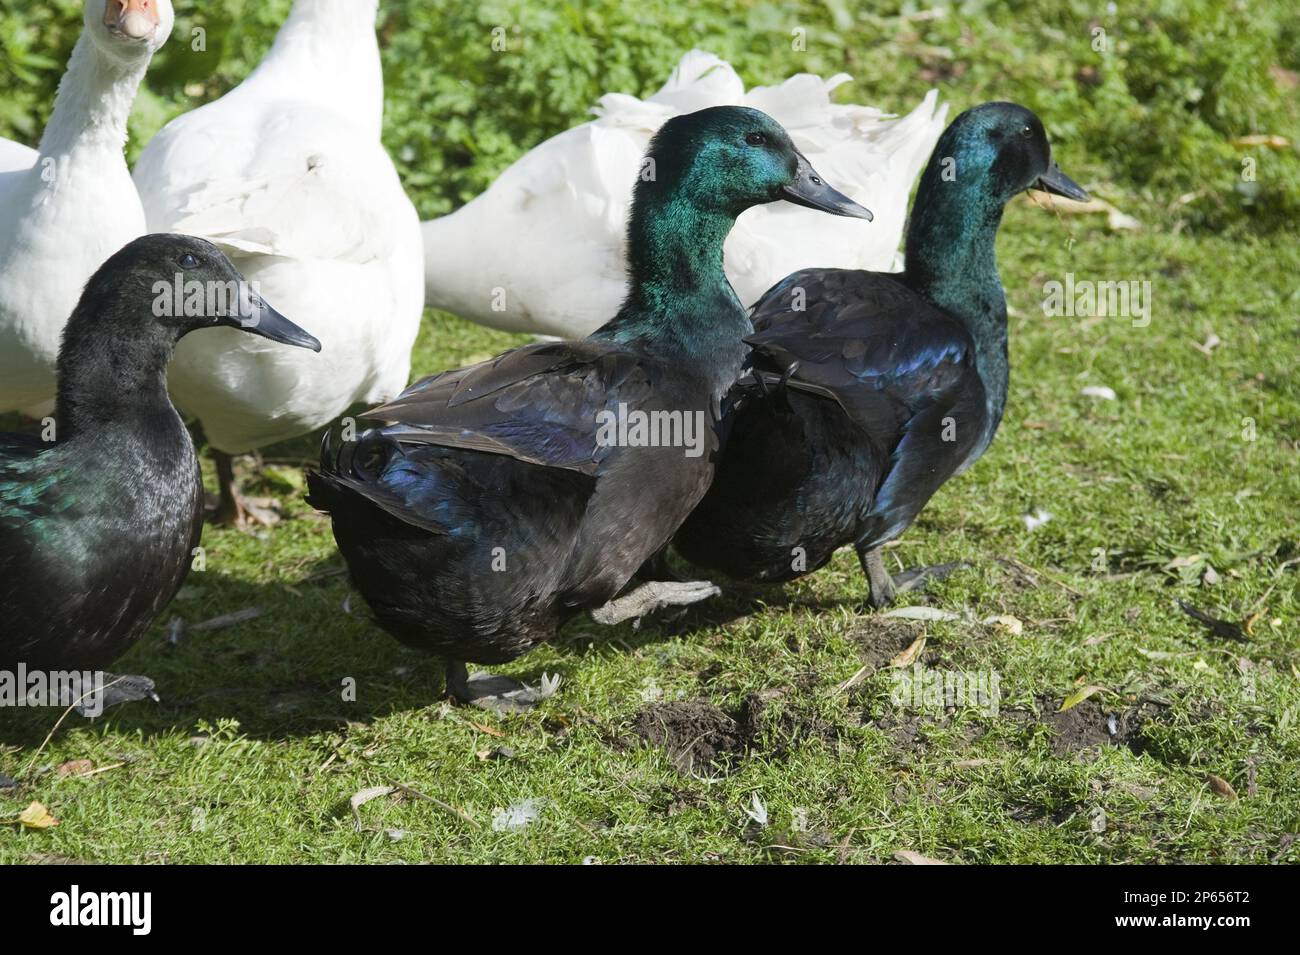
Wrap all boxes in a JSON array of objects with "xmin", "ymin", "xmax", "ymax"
[{"xmin": 306, "ymin": 425, "xmax": 446, "ymax": 535}]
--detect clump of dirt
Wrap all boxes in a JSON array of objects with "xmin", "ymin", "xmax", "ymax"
[
  {"xmin": 626, "ymin": 689, "xmax": 838, "ymax": 775},
  {"xmin": 1039, "ymin": 696, "xmax": 1165, "ymax": 756},
  {"xmin": 845, "ymin": 617, "xmax": 928, "ymax": 669},
  {"xmin": 629, "ymin": 700, "xmax": 746, "ymax": 774}
]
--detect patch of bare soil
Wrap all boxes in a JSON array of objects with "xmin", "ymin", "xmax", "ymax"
[
  {"xmin": 629, "ymin": 700, "xmax": 746, "ymax": 774},
  {"xmin": 844, "ymin": 617, "xmax": 928, "ymax": 669},
  {"xmin": 626, "ymin": 689, "xmax": 837, "ymax": 774},
  {"xmin": 1039, "ymin": 696, "xmax": 1167, "ymax": 756}
]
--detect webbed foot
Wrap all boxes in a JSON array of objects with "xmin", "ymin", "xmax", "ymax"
[
  {"xmin": 76, "ymin": 672, "xmax": 160, "ymax": 717},
  {"xmin": 590, "ymin": 579, "xmax": 721, "ymax": 626},
  {"xmin": 444, "ymin": 660, "xmax": 560, "ymax": 715},
  {"xmin": 857, "ymin": 545, "xmax": 967, "ymax": 610}
]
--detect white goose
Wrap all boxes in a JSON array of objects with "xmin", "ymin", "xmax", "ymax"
[
  {"xmin": 0, "ymin": 0, "xmax": 174, "ymax": 414},
  {"xmin": 421, "ymin": 50, "xmax": 947, "ymax": 338},
  {"xmin": 132, "ymin": 0, "xmax": 423, "ymax": 525}
]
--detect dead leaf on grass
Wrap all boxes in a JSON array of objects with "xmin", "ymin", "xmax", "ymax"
[
  {"xmin": 894, "ymin": 849, "xmax": 950, "ymax": 865},
  {"xmin": 349, "ymin": 785, "xmax": 395, "ymax": 831},
  {"xmin": 1059, "ymin": 685, "xmax": 1106, "ymax": 711}
]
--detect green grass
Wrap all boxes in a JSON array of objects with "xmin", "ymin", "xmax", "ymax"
[
  {"xmin": 1, "ymin": 0, "xmax": 1299, "ymax": 863},
  {"xmin": 3, "ymin": 206, "xmax": 1297, "ymax": 863}
]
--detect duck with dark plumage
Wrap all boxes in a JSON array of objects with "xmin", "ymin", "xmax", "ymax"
[
  {"xmin": 671, "ymin": 102, "xmax": 1088, "ymax": 608},
  {"xmin": 308, "ymin": 105, "xmax": 872, "ymax": 713},
  {"xmin": 0, "ymin": 234, "xmax": 320, "ymax": 705}
]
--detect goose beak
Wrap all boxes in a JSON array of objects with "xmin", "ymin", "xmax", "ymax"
[
  {"xmin": 104, "ymin": 0, "xmax": 159, "ymax": 40},
  {"xmin": 226, "ymin": 294, "xmax": 323, "ymax": 352},
  {"xmin": 1033, "ymin": 158, "xmax": 1089, "ymax": 201},
  {"xmin": 780, "ymin": 152, "xmax": 873, "ymax": 221}
]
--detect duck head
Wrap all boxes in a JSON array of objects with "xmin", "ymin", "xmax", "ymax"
[
  {"xmin": 55, "ymin": 234, "xmax": 319, "ymax": 432},
  {"xmin": 602, "ymin": 106, "xmax": 870, "ymax": 353},
  {"xmin": 88, "ymin": 0, "xmax": 175, "ymax": 61},
  {"xmin": 903, "ymin": 102, "xmax": 1087, "ymax": 305},
  {"xmin": 68, "ymin": 234, "xmax": 321, "ymax": 353},
  {"xmin": 932, "ymin": 102, "xmax": 1088, "ymax": 204},
  {"xmin": 643, "ymin": 105, "xmax": 874, "ymax": 221}
]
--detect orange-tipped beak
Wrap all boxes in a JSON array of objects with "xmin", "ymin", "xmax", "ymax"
[{"xmin": 104, "ymin": 0, "xmax": 160, "ymax": 40}]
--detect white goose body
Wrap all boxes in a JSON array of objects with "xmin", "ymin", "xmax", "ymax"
[
  {"xmin": 132, "ymin": 0, "xmax": 422, "ymax": 454},
  {"xmin": 421, "ymin": 50, "xmax": 948, "ymax": 338},
  {"xmin": 0, "ymin": 0, "xmax": 174, "ymax": 414}
]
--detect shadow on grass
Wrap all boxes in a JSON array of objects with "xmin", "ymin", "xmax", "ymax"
[
  {"xmin": 1, "ymin": 554, "xmax": 824, "ymax": 751},
  {"xmin": 1, "ymin": 409, "xmax": 861, "ymax": 753}
]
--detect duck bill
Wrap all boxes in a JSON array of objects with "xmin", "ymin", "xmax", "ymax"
[
  {"xmin": 1033, "ymin": 159, "xmax": 1089, "ymax": 201},
  {"xmin": 780, "ymin": 152, "xmax": 873, "ymax": 220},
  {"xmin": 225, "ymin": 294, "xmax": 322, "ymax": 352}
]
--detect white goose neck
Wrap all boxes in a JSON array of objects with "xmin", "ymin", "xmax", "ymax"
[
  {"xmin": 37, "ymin": 33, "xmax": 149, "ymax": 160},
  {"xmin": 249, "ymin": 0, "xmax": 384, "ymax": 137}
]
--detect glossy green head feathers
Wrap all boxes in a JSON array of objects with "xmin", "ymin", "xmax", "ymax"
[
  {"xmin": 635, "ymin": 106, "xmax": 869, "ymax": 219},
  {"xmin": 600, "ymin": 106, "xmax": 869, "ymax": 351},
  {"xmin": 904, "ymin": 102, "xmax": 1085, "ymax": 305},
  {"xmin": 918, "ymin": 102, "xmax": 1085, "ymax": 206}
]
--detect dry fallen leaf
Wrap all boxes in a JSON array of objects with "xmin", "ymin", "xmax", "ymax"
[
  {"xmin": 189, "ymin": 607, "xmax": 264, "ymax": 633},
  {"xmin": 894, "ymin": 849, "xmax": 950, "ymax": 865},
  {"xmin": 982, "ymin": 614, "xmax": 1024, "ymax": 635},
  {"xmin": 349, "ymin": 785, "xmax": 395, "ymax": 831},
  {"xmin": 1027, "ymin": 192, "xmax": 1140, "ymax": 230},
  {"xmin": 56, "ymin": 760, "xmax": 94, "ymax": 778},
  {"xmin": 882, "ymin": 606, "xmax": 959, "ymax": 622},
  {"xmin": 1137, "ymin": 648, "xmax": 1180, "ymax": 661},
  {"xmin": 1231, "ymin": 134, "xmax": 1290, "ymax": 149},
  {"xmin": 17, "ymin": 801, "xmax": 58, "ymax": 829},
  {"xmin": 1207, "ymin": 774, "xmax": 1239, "ymax": 801},
  {"xmin": 1059, "ymin": 685, "xmax": 1106, "ymax": 711},
  {"xmin": 889, "ymin": 633, "xmax": 928, "ymax": 668},
  {"xmin": 468, "ymin": 721, "xmax": 505, "ymax": 738}
]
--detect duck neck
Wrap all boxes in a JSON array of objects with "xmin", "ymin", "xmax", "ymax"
[
  {"xmin": 36, "ymin": 34, "xmax": 149, "ymax": 161},
  {"xmin": 54, "ymin": 317, "xmax": 178, "ymax": 442},
  {"xmin": 903, "ymin": 165, "xmax": 1010, "ymax": 421},
  {"xmin": 249, "ymin": 0, "xmax": 384, "ymax": 138},
  {"xmin": 594, "ymin": 192, "xmax": 750, "ymax": 387}
]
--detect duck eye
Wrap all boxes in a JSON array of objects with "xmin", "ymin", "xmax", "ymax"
[
  {"xmin": 745, "ymin": 132, "xmax": 767, "ymax": 147},
  {"xmin": 179, "ymin": 253, "xmax": 200, "ymax": 269},
  {"xmin": 1020, "ymin": 125, "xmax": 1034, "ymax": 139}
]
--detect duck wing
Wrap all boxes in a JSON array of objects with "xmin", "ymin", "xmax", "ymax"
[
  {"xmin": 0, "ymin": 434, "xmax": 63, "ymax": 570},
  {"xmin": 746, "ymin": 269, "xmax": 987, "ymax": 546},
  {"xmin": 364, "ymin": 339, "xmax": 658, "ymax": 476},
  {"xmin": 0, "ymin": 433, "xmax": 53, "ymax": 517}
]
